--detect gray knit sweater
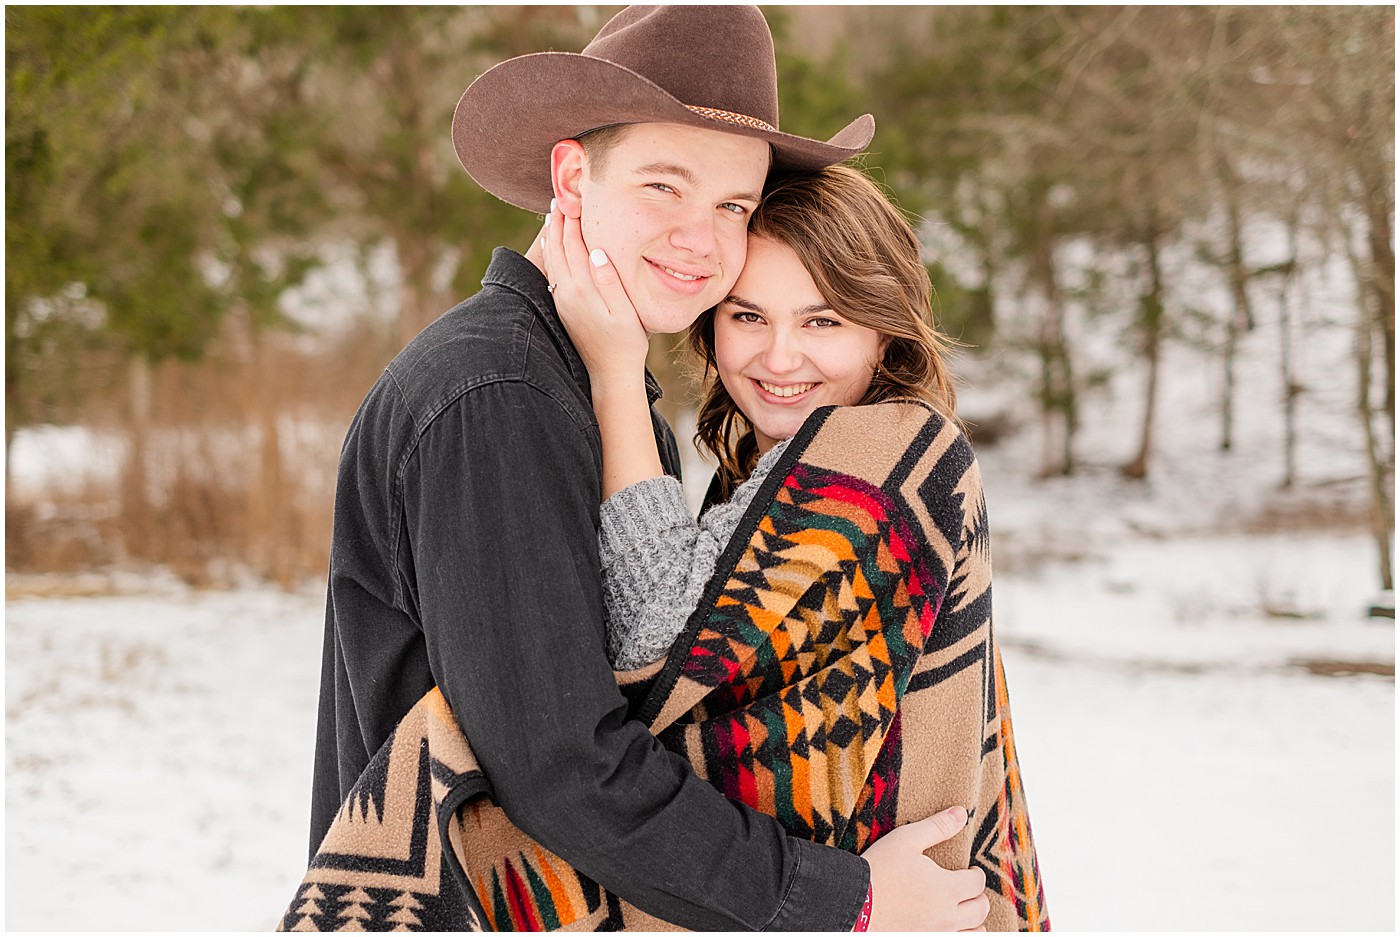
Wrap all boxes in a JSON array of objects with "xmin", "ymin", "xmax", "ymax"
[{"xmin": 598, "ymin": 440, "xmax": 791, "ymax": 670}]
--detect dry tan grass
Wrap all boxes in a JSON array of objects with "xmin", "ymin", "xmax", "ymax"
[
  {"xmin": 6, "ymin": 318, "xmax": 397, "ymax": 588},
  {"xmin": 1294, "ymin": 659, "xmax": 1394, "ymax": 678},
  {"xmin": 1240, "ymin": 492, "xmax": 1373, "ymax": 535}
]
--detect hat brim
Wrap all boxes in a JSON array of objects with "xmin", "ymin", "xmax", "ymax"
[{"xmin": 453, "ymin": 52, "xmax": 875, "ymax": 214}]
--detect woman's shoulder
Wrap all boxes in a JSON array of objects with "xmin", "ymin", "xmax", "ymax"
[{"xmin": 809, "ymin": 400, "xmax": 973, "ymax": 467}]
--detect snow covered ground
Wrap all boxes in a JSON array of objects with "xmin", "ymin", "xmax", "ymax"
[
  {"xmin": 7, "ymin": 398, "xmax": 1396, "ymax": 931},
  {"xmin": 6, "ymin": 523, "xmax": 1392, "ymax": 930},
  {"xmin": 5, "ymin": 578, "xmax": 324, "ymax": 930},
  {"xmin": 995, "ymin": 541, "xmax": 1394, "ymax": 931}
]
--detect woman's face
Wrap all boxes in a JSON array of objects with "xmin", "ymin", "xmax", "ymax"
[{"xmin": 714, "ymin": 235, "xmax": 885, "ymax": 454}]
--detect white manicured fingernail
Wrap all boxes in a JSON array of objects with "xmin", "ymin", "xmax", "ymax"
[
  {"xmin": 543, "ymin": 212, "xmax": 551, "ymax": 227},
  {"xmin": 549, "ymin": 197, "xmax": 557, "ymax": 213},
  {"xmin": 590, "ymin": 249, "xmax": 609, "ymax": 267}
]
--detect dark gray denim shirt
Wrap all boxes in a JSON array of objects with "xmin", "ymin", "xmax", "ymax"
[{"xmin": 310, "ymin": 248, "xmax": 867, "ymax": 931}]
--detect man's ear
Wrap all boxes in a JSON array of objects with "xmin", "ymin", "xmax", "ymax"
[{"xmin": 550, "ymin": 140, "xmax": 587, "ymax": 219}]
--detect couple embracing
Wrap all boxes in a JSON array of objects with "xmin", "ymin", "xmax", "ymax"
[{"xmin": 286, "ymin": 6, "xmax": 1047, "ymax": 932}]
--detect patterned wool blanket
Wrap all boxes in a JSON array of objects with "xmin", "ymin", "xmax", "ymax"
[{"xmin": 280, "ymin": 402, "xmax": 1049, "ymax": 932}]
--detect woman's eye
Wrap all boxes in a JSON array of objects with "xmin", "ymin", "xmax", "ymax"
[
  {"xmin": 808, "ymin": 317, "xmax": 840, "ymax": 328},
  {"xmin": 732, "ymin": 311, "xmax": 763, "ymax": 324}
]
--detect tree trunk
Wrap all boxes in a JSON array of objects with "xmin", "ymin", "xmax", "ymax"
[
  {"xmin": 1029, "ymin": 187, "xmax": 1075, "ymax": 476},
  {"xmin": 1357, "ymin": 160, "xmax": 1395, "ymax": 425},
  {"xmin": 121, "ymin": 355, "xmax": 154, "ymax": 558},
  {"xmin": 4, "ymin": 359, "xmax": 17, "ymax": 510},
  {"xmin": 389, "ymin": 35, "xmax": 449, "ymax": 351},
  {"xmin": 1344, "ymin": 221, "xmax": 1395, "ymax": 593},
  {"xmin": 1277, "ymin": 215, "xmax": 1302, "ymax": 490},
  {"xmin": 1217, "ymin": 156, "xmax": 1255, "ymax": 453},
  {"xmin": 1356, "ymin": 291, "xmax": 1394, "ymax": 593},
  {"xmin": 1036, "ymin": 336, "xmax": 1058, "ymax": 478},
  {"xmin": 242, "ymin": 318, "xmax": 293, "ymax": 587},
  {"xmin": 978, "ymin": 238, "xmax": 998, "ymax": 341},
  {"xmin": 395, "ymin": 231, "xmax": 444, "ymax": 350},
  {"xmin": 1278, "ymin": 283, "xmax": 1296, "ymax": 489},
  {"xmin": 1122, "ymin": 220, "xmax": 1165, "ymax": 481},
  {"xmin": 1356, "ymin": 158, "xmax": 1395, "ymax": 592}
]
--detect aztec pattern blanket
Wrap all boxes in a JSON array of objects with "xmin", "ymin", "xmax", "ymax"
[{"xmin": 280, "ymin": 402, "xmax": 1049, "ymax": 932}]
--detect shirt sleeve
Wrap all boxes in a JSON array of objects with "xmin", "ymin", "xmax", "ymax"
[
  {"xmin": 599, "ymin": 440, "xmax": 791, "ymax": 670},
  {"xmin": 401, "ymin": 383, "xmax": 866, "ymax": 932}
]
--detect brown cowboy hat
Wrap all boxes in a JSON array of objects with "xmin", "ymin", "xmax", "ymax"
[{"xmin": 452, "ymin": 5, "xmax": 875, "ymax": 213}]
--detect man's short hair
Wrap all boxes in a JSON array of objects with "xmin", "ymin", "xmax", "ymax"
[
  {"xmin": 575, "ymin": 123, "xmax": 636, "ymax": 179},
  {"xmin": 576, "ymin": 122, "xmax": 775, "ymax": 182}
]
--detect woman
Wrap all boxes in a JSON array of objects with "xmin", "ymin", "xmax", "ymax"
[{"xmin": 544, "ymin": 165, "xmax": 1049, "ymax": 931}]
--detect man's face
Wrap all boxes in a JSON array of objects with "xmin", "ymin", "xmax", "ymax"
[{"xmin": 577, "ymin": 123, "xmax": 770, "ymax": 335}]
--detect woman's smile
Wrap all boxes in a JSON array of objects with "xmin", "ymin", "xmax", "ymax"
[{"xmin": 754, "ymin": 379, "xmax": 819, "ymax": 400}]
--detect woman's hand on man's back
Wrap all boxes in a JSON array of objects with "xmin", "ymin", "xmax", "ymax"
[{"xmin": 861, "ymin": 806, "xmax": 991, "ymax": 932}]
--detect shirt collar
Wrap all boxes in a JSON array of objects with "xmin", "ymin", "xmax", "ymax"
[{"xmin": 481, "ymin": 247, "xmax": 665, "ymax": 405}]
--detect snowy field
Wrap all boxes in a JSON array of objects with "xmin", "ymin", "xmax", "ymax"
[
  {"xmin": 995, "ymin": 541, "xmax": 1395, "ymax": 931},
  {"xmin": 7, "ymin": 394, "xmax": 1397, "ymax": 931},
  {"xmin": 6, "ymin": 524, "xmax": 1393, "ymax": 931}
]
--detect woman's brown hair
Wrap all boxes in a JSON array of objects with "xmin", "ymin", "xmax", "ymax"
[{"xmin": 689, "ymin": 165, "xmax": 960, "ymax": 500}]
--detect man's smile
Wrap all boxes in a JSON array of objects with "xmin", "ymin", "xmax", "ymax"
[{"xmin": 649, "ymin": 260, "xmax": 705, "ymax": 282}]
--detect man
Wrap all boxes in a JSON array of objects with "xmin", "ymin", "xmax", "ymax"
[{"xmin": 310, "ymin": 6, "xmax": 988, "ymax": 930}]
